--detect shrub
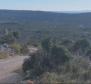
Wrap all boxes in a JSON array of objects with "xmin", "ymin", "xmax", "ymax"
[
  {"xmin": 10, "ymin": 42, "xmax": 22, "ymax": 54},
  {"xmin": 35, "ymin": 56, "xmax": 91, "ymax": 84},
  {"xmin": 22, "ymin": 43, "xmax": 71, "ymax": 79},
  {"xmin": 22, "ymin": 39, "xmax": 91, "ymax": 83},
  {"xmin": 21, "ymin": 45, "xmax": 29, "ymax": 55},
  {"xmin": 0, "ymin": 52, "xmax": 8, "ymax": 59},
  {"xmin": 72, "ymin": 39, "xmax": 90, "ymax": 55}
]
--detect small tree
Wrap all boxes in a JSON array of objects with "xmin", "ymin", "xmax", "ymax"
[
  {"xmin": 1, "ymin": 33, "xmax": 15, "ymax": 44},
  {"xmin": 72, "ymin": 39, "xmax": 90, "ymax": 55},
  {"xmin": 61, "ymin": 39, "xmax": 73, "ymax": 50},
  {"xmin": 50, "ymin": 45, "xmax": 71, "ymax": 68},
  {"xmin": 0, "ymin": 31, "xmax": 19, "ymax": 44},
  {"xmin": 21, "ymin": 45, "xmax": 29, "ymax": 55},
  {"xmin": 12, "ymin": 31, "xmax": 19, "ymax": 40},
  {"xmin": 41, "ymin": 38, "xmax": 51, "ymax": 53}
]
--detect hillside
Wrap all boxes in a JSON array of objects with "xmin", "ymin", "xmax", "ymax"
[
  {"xmin": 0, "ymin": 10, "xmax": 91, "ymax": 24},
  {"xmin": 0, "ymin": 10, "xmax": 91, "ymax": 43}
]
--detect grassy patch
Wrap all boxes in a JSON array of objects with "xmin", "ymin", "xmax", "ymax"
[{"xmin": 0, "ymin": 52, "xmax": 8, "ymax": 59}]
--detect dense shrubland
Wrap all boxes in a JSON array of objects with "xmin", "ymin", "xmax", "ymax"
[{"xmin": 23, "ymin": 38, "xmax": 91, "ymax": 84}]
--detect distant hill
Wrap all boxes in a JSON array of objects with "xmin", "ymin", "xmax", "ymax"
[
  {"xmin": 0, "ymin": 10, "xmax": 91, "ymax": 25},
  {"xmin": 0, "ymin": 10, "xmax": 91, "ymax": 43}
]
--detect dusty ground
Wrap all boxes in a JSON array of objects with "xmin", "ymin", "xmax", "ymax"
[{"xmin": 0, "ymin": 56, "xmax": 28, "ymax": 84}]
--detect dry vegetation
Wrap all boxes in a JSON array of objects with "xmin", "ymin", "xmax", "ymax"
[
  {"xmin": 22, "ymin": 38, "xmax": 91, "ymax": 84},
  {"xmin": 0, "ymin": 52, "xmax": 9, "ymax": 59}
]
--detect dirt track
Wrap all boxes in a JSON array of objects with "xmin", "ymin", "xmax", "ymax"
[{"xmin": 0, "ymin": 56, "xmax": 28, "ymax": 83}]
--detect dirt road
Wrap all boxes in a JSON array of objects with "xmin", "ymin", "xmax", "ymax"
[{"xmin": 0, "ymin": 56, "xmax": 28, "ymax": 83}]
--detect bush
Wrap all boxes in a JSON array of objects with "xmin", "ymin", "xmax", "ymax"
[
  {"xmin": 35, "ymin": 56, "xmax": 91, "ymax": 84},
  {"xmin": 21, "ymin": 45, "xmax": 29, "ymax": 55},
  {"xmin": 10, "ymin": 43, "xmax": 22, "ymax": 54},
  {"xmin": 51, "ymin": 45, "xmax": 71, "ymax": 67},
  {"xmin": 22, "ymin": 38, "xmax": 91, "ymax": 83},
  {"xmin": 41, "ymin": 38, "xmax": 51, "ymax": 52},
  {"xmin": 72, "ymin": 39, "xmax": 90, "ymax": 55},
  {"xmin": 22, "ymin": 43, "xmax": 71, "ymax": 79},
  {"xmin": 0, "ymin": 52, "xmax": 8, "ymax": 59}
]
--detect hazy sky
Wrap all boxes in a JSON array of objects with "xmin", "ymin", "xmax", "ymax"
[{"xmin": 0, "ymin": 0, "xmax": 91, "ymax": 11}]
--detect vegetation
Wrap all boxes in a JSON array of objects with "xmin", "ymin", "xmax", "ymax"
[
  {"xmin": 0, "ymin": 10, "xmax": 91, "ymax": 44},
  {"xmin": 72, "ymin": 39, "xmax": 90, "ymax": 55},
  {"xmin": 0, "ymin": 52, "xmax": 9, "ymax": 59},
  {"xmin": 22, "ymin": 38, "xmax": 91, "ymax": 84},
  {"xmin": 0, "ymin": 31, "xmax": 19, "ymax": 44},
  {"xmin": 10, "ymin": 42, "xmax": 22, "ymax": 54},
  {"xmin": 1, "ymin": 10, "xmax": 91, "ymax": 83},
  {"xmin": 0, "ymin": 30, "xmax": 27, "ymax": 56}
]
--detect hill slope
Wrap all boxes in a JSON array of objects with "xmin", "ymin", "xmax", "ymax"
[{"xmin": 0, "ymin": 10, "xmax": 91, "ymax": 43}]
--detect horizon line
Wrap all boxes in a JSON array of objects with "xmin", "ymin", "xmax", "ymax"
[{"xmin": 0, "ymin": 8, "xmax": 91, "ymax": 13}]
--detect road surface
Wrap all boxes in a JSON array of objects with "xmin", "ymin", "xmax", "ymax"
[{"xmin": 0, "ymin": 56, "xmax": 28, "ymax": 83}]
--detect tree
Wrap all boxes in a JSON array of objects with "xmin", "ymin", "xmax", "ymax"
[
  {"xmin": 12, "ymin": 31, "xmax": 19, "ymax": 39},
  {"xmin": 50, "ymin": 45, "xmax": 71, "ymax": 68},
  {"xmin": 41, "ymin": 38, "xmax": 51, "ymax": 53},
  {"xmin": 86, "ymin": 48, "xmax": 91, "ymax": 59},
  {"xmin": 0, "ymin": 31, "xmax": 19, "ymax": 44},
  {"xmin": 61, "ymin": 39, "xmax": 73, "ymax": 50},
  {"xmin": 1, "ymin": 33, "xmax": 15, "ymax": 44},
  {"xmin": 72, "ymin": 39, "xmax": 90, "ymax": 55}
]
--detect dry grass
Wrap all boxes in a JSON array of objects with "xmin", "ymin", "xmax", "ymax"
[{"xmin": 0, "ymin": 52, "xmax": 9, "ymax": 59}]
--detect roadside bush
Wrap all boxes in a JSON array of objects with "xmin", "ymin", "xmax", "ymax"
[
  {"xmin": 35, "ymin": 56, "xmax": 91, "ymax": 84},
  {"xmin": 22, "ymin": 43, "xmax": 71, "ymax": 80},
  {"xmin": 22, "ymin": 38, "xmax": 91, "ymax": 84},
  {"xmin": 0, "ymin": 52, "xmax": 8, "ymax": 59},
  {"xmin": 10, "ymin": 42, "xmax": 22, "ymax": 54},
  {"xmin": 21, "ymin": 45, "xmax": 29, "ymax": 55}
]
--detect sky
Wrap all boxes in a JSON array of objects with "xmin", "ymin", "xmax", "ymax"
[{"xmin": 0, "ymin": 0, "xmax": 91, "ymax": 12}]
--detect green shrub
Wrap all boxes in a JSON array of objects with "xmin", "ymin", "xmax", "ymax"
[
  {"xmin": 23, "ymin": 42, "xmax": 71, "ymax": 79},
  {"xmin": 72, "ymin": 39, "xmax": 90, "ymax": 55},
  {"xmin": 22, "ymin": 38, "xmax": 91, "ymax": 83},
  {"xmin": 35, "ymin": 56, "xmax": 91, "ymax": 84}
]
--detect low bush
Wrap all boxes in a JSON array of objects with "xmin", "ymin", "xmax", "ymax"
[{"xmin": 0, "ymin": 52, "xmax": 8, "ymax": 59}]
